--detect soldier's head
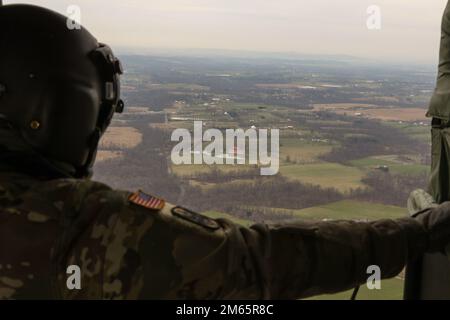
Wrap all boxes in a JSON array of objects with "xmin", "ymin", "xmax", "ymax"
[{"xmin": 0, "ymin": 4, "xmax": 124, "ymax": 178}]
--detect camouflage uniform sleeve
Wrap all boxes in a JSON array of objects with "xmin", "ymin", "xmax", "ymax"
[
  {"xmin": 57, "ymin": 186, "xmax": 270, "ymax": 299},
  {"xmin": 264, "ymin": 218, "xmax": 427, "ymax": 299},
  {"xmin": 57, "ymin": 187, "xmax": 428, "ymax": 300}
]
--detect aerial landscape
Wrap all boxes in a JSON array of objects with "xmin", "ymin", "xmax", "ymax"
[
  {"xmin": 93, "ymin": 52, "xmax": 435, "ymax": 299},
  {"xmin": 3, "ymin": 0, "xmax": 450, "ymax": 305}
]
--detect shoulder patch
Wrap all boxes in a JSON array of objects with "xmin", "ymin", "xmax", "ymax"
[
  {"xmin": 171, "ymin": 206, "xmax": 220, "ymax": 230},
  {"xmin": 128, "ymin": 190, "xmax": 165, "ymax": 210}
]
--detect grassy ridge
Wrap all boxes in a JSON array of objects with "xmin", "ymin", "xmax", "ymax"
[
  {"xmin": 280, "ymin": 163, "xmax": 366, "ymax": 193},
  {"xmin": 311, "ymin": 278, "xmax": 404, "ymax": 300},
  {"xmin": 293, "ymin": 200, "xmax": 406, "ymax": 220},
  {"xmin": 204, "ymin": 200, "xmax": 406, "ymax": 225}
]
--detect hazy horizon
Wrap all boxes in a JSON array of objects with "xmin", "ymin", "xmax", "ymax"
[
  {"xmin": 5, "ymin": 0, "xmax": 448, "ymax": 65},
  {"xmin": 112, "ymin": 46, "xmax": 438, "ymax": 70}
]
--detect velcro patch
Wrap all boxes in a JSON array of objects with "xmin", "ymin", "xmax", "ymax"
[
  {"xmin": 128, "ymin": 191, "xmax": 165, "ymax": 210},
  {"xmin": 171, "ymin": 206, "xmax": 220, "ymax": 230}
]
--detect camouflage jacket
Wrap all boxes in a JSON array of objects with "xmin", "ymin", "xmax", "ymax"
[{"xmin": 0, "ymin": 169, "xmax": 428, "ymax": 300}]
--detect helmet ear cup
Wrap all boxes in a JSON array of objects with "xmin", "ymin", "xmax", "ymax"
[
  {"xmin": 91, "ymin": 43, "xmax": 124, "ymax": 117},
  {"xmin": 78, "ymin": 44, "xmax": 125, "ymax": 177}
]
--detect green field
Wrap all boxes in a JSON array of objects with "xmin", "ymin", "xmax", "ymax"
[
  {"xmin": 280, "ymin": 138, "xmax": 333, "ymax": 164},
  {"xmin": 293, "ymin": 200, "xmax": 406, "ymax": 221},
  {"xmin": 311, "ymin": 278, "xmax": 404, "ymax": 300},
  {"xmin": 349, "ymin": 156, "xmax": 429, "ymax": 176},
  {"xmin": 388, "ymin": 164, "xmax": 429, "ymax": 175},
  {"xmin": 390, "ymin": 123, "xmax": 431, "ymax": 144},
  {"xmin": 205, "ymin": 200, "xmax": 406, "ymax": 225},
  {"xmin": 280, "ymin": 163, "xmax": 366, "ymax": 193},
  {"xmin": 237, "ymin": 200, "xmax": 406, "ymax": 222}
]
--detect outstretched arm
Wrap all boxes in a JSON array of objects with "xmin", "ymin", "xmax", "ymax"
[
  {"xmin": 262, "ymin": 217, "xmax": 426, "ymax": 299},
  {"xmin": 60, "ymin": 186, "xmax": 443, "ymax": 300}
]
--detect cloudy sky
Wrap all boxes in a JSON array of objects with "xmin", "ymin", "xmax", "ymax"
[{"xmin": 5, "ymin": 0, "xmax": 448, "ymax": 64}]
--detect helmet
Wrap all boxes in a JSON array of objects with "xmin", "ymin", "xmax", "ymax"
[{"xmin": 0, "ymin": 4, "xmax": 124, "ymax": 178}]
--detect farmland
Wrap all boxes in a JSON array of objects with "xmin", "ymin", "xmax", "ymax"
[
  {"xmin": 314, "ymin": 103, "xmax": 428, "ymax": 122},
  {"xmin": 93, "ymin": 52, "xmax": 436, "ymax": 300},
  {"xmin": 279, "ymin": 163, "xmax": 366, "ymax": 193}
]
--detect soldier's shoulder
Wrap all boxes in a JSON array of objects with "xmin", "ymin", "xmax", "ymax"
[
  {"xmin": 24, "ymin": 178, "xmax": 122, "ymax": 213},
  {"xmin": 37, "ymin": 179, "xmax": 227, "ymax": 235},
  {"xmin": 36, "ymin": 177, "xmax": 112, "ymax": 194},
  {"xmin": 125, "ymin": 190, "xmax": 225, "ymax": 235}
]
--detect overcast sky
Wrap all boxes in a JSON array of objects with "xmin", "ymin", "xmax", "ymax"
[{"xmin": 5, "ymin": 0, "xmax": 448, "ymax": 64}]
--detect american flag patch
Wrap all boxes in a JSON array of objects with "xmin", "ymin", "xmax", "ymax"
[{"xmin": 128, "ymin": 191, "xmax": 165, "ymax": 210}]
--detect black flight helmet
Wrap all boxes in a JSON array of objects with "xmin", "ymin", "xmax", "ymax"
[{"xmin": 0, "ymin": 4, "xmax": 124, "ymax": 178}]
